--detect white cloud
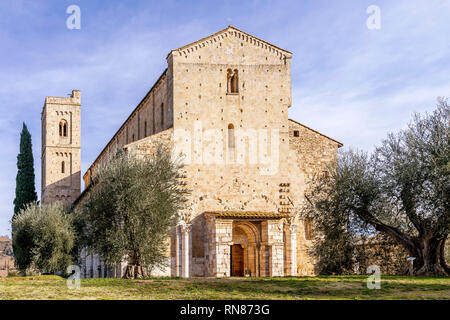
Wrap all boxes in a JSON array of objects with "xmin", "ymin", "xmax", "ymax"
[{"xmin": 288, "ymin": 0, "xmax": 450, "ymax": 150}]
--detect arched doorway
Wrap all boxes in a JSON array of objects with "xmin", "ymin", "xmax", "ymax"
[{"xmin": 231, "ymin": 221, "xmax": 261, "ymax": 277}]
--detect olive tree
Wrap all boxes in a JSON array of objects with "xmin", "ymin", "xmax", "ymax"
[
  {"xmin": 303, "ymin": 99, "xmax": 449, "ymax": 276},
  {"xmin": 12, "ymin": 202, "xmax": 75, "ymax": 274},
  {"xmin": 77, "ymin": 143, "xmax": 188, "ymax": 279}
]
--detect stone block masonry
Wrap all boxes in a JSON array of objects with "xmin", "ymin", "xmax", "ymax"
[{"xmin": 45, "ymin": 26, "xmax": 342, "ymax": 278}]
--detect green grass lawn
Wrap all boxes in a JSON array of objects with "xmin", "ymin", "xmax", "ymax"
[{"xmin": 0, "ymin": 275, "xmax": 449, "ymax": 300}]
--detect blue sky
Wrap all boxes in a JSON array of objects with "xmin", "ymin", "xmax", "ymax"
[{"xmin": 1, "ymin": 0, "xmax": 449, "ymax": 236}]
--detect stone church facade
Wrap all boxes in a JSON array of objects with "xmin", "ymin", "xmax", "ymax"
[{"xmin": 41, "ymin": 26, "xmax": 342, "ymax": 278}]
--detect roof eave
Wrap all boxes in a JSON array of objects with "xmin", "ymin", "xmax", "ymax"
[
  {"xmin": 168, "ymin": 25, "xmax": 292, "ymax": 59},
  {"xmin": 289, "ymin": 118, "xmax": 344, "ymax": 147}
]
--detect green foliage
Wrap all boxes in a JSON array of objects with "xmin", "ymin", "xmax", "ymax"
[
  {"xmin": 13, "ymin": 123, "xmax": 37, "ymax": 217},
  {"xmin": 12, "ymin": 203, "xmax": 75, "ymax": 273},
  {"xmin": 7, "ymin": 270, "xmax": 20, "ymax": 277},
  {"xmin": 302, "ymin": 99, "xmax": 450, "ymax": 275},
  {"xmin": 303, "ymin": 166, "xmax": 355, "ymax": 274},
  {"xmin": 76, "ymin": 143, "xmax": 188, "ymax": 278}
]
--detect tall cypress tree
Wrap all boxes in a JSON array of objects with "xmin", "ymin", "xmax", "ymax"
[{"xmin": 13, "ymin": 123, "xmax": 37, "ymax": 217}]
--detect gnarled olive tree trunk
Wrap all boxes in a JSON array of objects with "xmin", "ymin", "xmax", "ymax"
[
  {"xmin": 407, "ymin": 237, "xmax": 448, "ymax": 276},
  {"xmin": 123, "ymin": 264, "xmax": 147, "ymax": 279},
  {"xmin": 375, "ymin": 223, "xmax": 449, "ymax": 276},
  {"xmin": 123, "ymin": 250, "xmax": 148, "ymax": 279}
]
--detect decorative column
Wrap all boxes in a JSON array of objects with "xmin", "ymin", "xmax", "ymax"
[
  {"xmin": 89, "ymin": 253, "xmax": 94, "ymax": 278},
  {"xmin": 260, "ymin": 221, "xmax": 269, "ymax": 277},
  {"xmin": 255, "ymin": 243, "xmax": 261, "ymax": 277},
  {"xmin": 259, "ymin": 244, "xmax": 268, "ymax": 276},
  {"xmin": 175, "ymin": 225, "xmax": 182, "ymax": 277},
  {"xmin": 100, "ymin": 259, "xmax": 105, "ymax": 278},
  {"xmin": 92, "ymin": 253, "xmax": 99, "ymax": 278},
  {"xmin": 80, "ymin": 248, "xmax": 87, "ymax": 278},
  {"xmin": 180, "ymin": 222, "xmax": 192, "ymax": 278},
  {"xmin": 289, "ymin": 224, "xmax": 298, "ymax": 276}
]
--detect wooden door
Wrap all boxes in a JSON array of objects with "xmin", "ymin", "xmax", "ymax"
[{"xmin": 231, "ymin": 244, "xmax": 244, "ymax": 277}]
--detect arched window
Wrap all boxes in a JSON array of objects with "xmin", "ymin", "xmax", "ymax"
[
  {"xmin": 59, "ymin": 120, "xmax": 68, "ymax": 137},
  {"xmin": 231, "ymin": 69, "xmax": 239, "ymax": 93},
  {"xmin": 305, "ymin": 218, "xmax": 314, "ymax": 240},
  {"xmin": 160, "ymin": 103, "xmax": 164, "ymax": 129},
  {"xmin": 227, "ymin": 69, "xmax": 239, "ymax": 94},
  {"xmin": 228, "ymin": 124, "xmax": 235, "ymax": 148},
  {"xmin": 61, "ymin": 161, "xmax": 65, "ymax": 174}
]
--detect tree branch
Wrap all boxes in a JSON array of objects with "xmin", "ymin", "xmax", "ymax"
[{"xmin": 357, "ymin": 206, "xmax": 416, "ymax": 253}]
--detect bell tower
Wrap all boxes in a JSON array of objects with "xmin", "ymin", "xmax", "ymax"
[{"xmin": 41, "ymin": 90, "xmax": 81, "ymax": 207}]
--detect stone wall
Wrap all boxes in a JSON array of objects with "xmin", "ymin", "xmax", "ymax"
[
  {"xmin": 124, "ymin": 128, "xmax": 174, "ymax": 158},
  {"xmin": 209, "ymin": 218, "xmax": 233, "ymax": 277},
  {"xmin": 168, "ymin": 26, "xmax": 294, "ymax": 233},
  {"xmin": 71, "ymin": 26, "xmax": 342, "ymax": 278},
  {"xmin": 83, "ymin": 69, "xmax": 174, "ymax": 187},
  {"xmin": 287, "ymin": 119, "xmax": 342, "ymax": 275}
]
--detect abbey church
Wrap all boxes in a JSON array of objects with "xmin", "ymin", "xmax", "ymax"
[{"xmin": 41, "ymin": 26, "xmax": 342, "ymax": 278}]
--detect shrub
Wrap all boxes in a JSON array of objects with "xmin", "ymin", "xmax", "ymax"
[{"xmin": 12, "ymin": 203, "xmax": 75, "ymax": 274}]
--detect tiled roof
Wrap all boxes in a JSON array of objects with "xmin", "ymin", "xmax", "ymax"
[{"xmin": 205, "ymin": 211, "xmax": 289, "ymax": 219}]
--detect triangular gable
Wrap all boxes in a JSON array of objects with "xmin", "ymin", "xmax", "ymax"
[
  {"xmin": 289, "ymin": 118, "xmax": 343, "ymax": 147},
  {"xmin": 168, "ymin": 25, "xmax": 292, "ymax": 60}
]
